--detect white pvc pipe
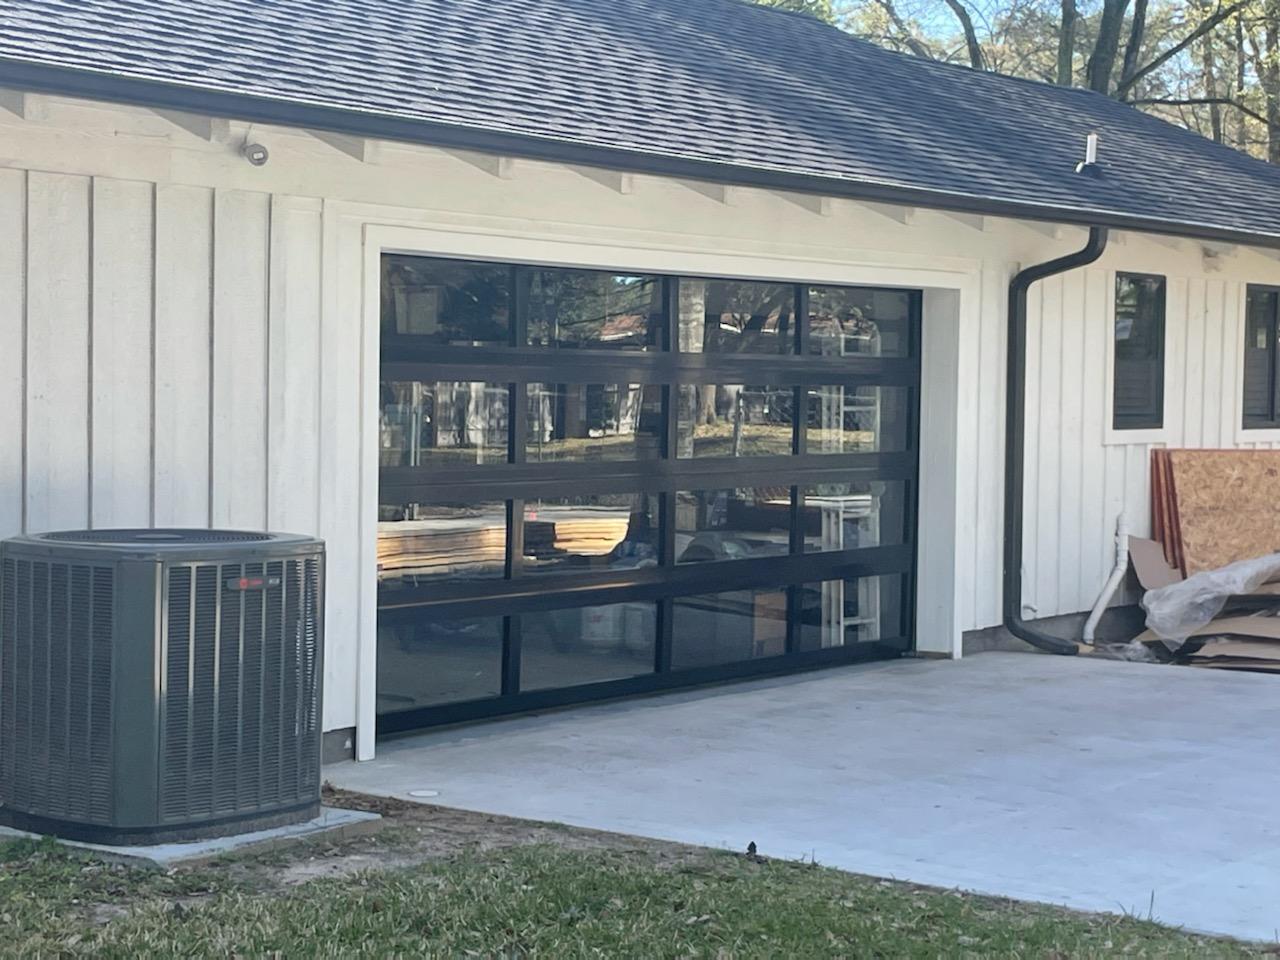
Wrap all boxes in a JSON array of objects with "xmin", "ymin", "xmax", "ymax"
[{"xmin": 1083, "ymin": 513, "xmax": 1130, "ymax": 644}]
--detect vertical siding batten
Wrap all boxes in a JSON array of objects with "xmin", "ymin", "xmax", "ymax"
[
  {"xmin": 0, "ymin": 169, "xmax": 25, "ymax": 539},
  {"xmin": 266, "ymin": 195, "xmax": 323, "ymax": 535},
  {"xmin": 90, "ymin": 177, "xmax": 154, "ymax": 529},
  {"xmin": 210, "ymin": 189, "xmax": 270, "ymax": 529},
  {"xmin": 25, "ymin": 172, "xmax": 91, "ymax": 533},
  {"xmin": 153, "ymin": 184, "xmax": 214, "ymax": 527}
]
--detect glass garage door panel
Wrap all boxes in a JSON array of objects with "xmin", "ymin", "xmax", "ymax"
[
  {"xmin": 377, "ymin": 616, "xmax": 504, "ymax": 713},
  {"xmin": 377, "ymin": 256, "xmax": 920, "ymax": 730}
]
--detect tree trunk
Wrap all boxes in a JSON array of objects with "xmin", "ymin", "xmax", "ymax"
[
  {"xmin": 1203, "ymin": 24, "xmax": 1224, "ymax": 142},
  {"xmin": 1056, "ymin": 0, "xmax": 1078, "ymax": 86},
  {"xmin": 1267, "ymin": 15, "xmax": 1280, "ymax": 164},
  {"xmin": 943, "ymin": 0, "xmax": 985, "ymax": 70},
  {"xmin": 1118, "ymin": 0, "xmax": 1149, "ymax": 93},
  {"xmin": 1086, "ymin": 0, "xmax": 1131, "ymax": 95}
]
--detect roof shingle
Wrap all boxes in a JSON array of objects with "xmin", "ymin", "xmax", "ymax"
[{"xmin": 2, "ymin": 0, "xmax": 1279, "ymax": 244}]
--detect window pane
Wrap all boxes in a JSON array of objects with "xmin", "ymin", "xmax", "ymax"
[
  {"xmin": 526, "ymin": 268, "xmax": 662, "ymax": 349},
  {"xmin": 381, "ymin": 255, "xmax": 510, "ymax": 344},
  {"xmin": 806, "ymin": 385, "xmax": 910, "ymax": 453},
  {"xmin": 678, "ymin": 279, "xmax": 795, "ymax": 354},
  {"xmin": 377, "ymin": 616, "xmax": 503, "ymax": 712},
  {"xmin": 527, "ymin": 383, "xmax": 663, "ymax": 462},
  {"xmin": 671, "ymin": 589, "xmax": 788, "ymax": 669},
  {"xmin": 520, "ymin": 604, "xmax": 656, "ymax": 690},
  {"xmin": 674, "ymin": 488, "xmax": 791, "ymax": 564},
  {"xmin": 1243, "ymin": 288, "xmax": 1279, "ymax": 427},
  {"xmin": 802, "ymin": 481, "xmax": 909, "ymax": 551},
  {"xmin": 796, "ymin": 575, "xmax": 907, "ymax": 649},
  {"xmin": 377, "ymin": 502, "xmax": 507, "ymax": 586},
  {"xmin": 1113, "ymin": 274, "xmax": 1166, "ymax": 430},
  {"xmin": 381, "ymin": 381, "xmax": 510, "ymax": 466},
  {"xmin": 809, "ymin": 286, "xmax": 912, "ymax": 357},
  {"xmin": 676, "ymin": 384, "xmax": 794, "ymax": 458},
  {"xmin": 523, "ymin": 494, "xmax": 660, "ymax": 575}
]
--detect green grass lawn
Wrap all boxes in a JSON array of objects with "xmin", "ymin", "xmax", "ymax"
[{"xmin": 0, "ymin": 820, "xmax": 1265, "ymax": 959}]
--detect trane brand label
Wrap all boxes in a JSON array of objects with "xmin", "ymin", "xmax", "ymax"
[{"xmin": 224, "ymin": 575, "xmax": 282, "ymax": 592}]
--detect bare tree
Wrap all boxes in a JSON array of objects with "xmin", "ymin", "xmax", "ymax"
[{"xmin": 1057, "ymin": 0, "xmax": 1079, "ymax": 84}]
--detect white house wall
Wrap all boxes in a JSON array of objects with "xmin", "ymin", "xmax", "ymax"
[{"xmin": 3, "ymin": 95, "xmax": 1280, "ymax": 744}]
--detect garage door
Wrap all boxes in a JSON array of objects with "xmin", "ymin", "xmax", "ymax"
[{"xmin": 376, "ymin": 254, "xmax": 920, "ymax": 732}]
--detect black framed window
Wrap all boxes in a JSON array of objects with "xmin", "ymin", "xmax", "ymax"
[
  {"xmin": 1244, "ymin": 286, "xmax": 1280, "ymax": 429},
  {"xmin": 1112, "ymin": 273, "xmax": 1166, "ymax": 430},
  {"xmin": 377, "ymin": 254, "xmax": 922, "ymax": 733}
]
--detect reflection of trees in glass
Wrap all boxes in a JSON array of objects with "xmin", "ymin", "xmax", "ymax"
[
  {"xmin": 380, "ymin": 381, "xmax": 508, "ymax": 465},
  {"xmin": 527, "ymin": 271, "xmax": 661, "ymax": 348},
  {"xmin": 381, "ymin": 256, "xmax": 510, "ymax": 343},
  {"xmin": 677, "ymin": 385, "xmax": 794, "ymax": 458},
  {"xmin": 528, "ymin": 384, "xmax": 661, "ymax": 461},
  {"xmin": 679, "ymin": 279, "xmax": 794, "ymax": 354}
]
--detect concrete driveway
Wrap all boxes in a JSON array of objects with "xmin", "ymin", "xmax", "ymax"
[{"xmin": 328, "ymin": 652, "xmax": 1280, "ymax": 941}]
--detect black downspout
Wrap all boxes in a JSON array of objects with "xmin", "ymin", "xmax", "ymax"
[{"xmin": 1003, "ymin": 226, "xmax": 1110, "ymax": 655}]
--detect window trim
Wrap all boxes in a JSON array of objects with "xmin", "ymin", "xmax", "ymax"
[
  {"xmin": 1241, "ymin": 283, "xmax": 1280, "ymax": 432},
  {"xmin": 1103, "ymin": 270, "xmax": 1171, "ymax": 446}
]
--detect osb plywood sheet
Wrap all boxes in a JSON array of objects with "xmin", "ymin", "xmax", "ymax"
[{"xmin": 1169, "ymin": 450, "xmax": 1280, "ymax": 574}]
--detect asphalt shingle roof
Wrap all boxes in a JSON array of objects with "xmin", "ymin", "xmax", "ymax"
[{"xmin": 2, "ymin": 0, "xmax": 1279, "ymax": 245}]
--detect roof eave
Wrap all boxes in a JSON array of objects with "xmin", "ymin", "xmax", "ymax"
[{"xmin": 2, "ymin": 56, "xmax": 1278, "ymax": 252}]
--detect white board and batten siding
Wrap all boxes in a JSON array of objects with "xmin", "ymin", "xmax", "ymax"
[
  {"xmin": 5, "ymin": 96, "xmax": 1280, "ymax": 751},
  {"xmin": 0, "ymin": 168, "xmax": 342, "ymax": 730}
]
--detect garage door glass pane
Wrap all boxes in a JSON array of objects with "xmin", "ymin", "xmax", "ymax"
[
  {"xmin": 675, "ymin": 384, "xmax": 794, "ymax": 458},
  {"xmin": 802, "ymin": 481, "xmax": 909, "ymax": 551},
  {"xmin": 377, "ymin": 502, "xmax": 508, "ymax": 585},
  {"xmin": 808, "ymin": 286, "xmax": 912, "ymax": 358},
  {"xmin": 381, "ymin": 381, "xmax": 510, "ymax": 466},
  {"xmin": 527, "ymin": 384, "xmax": 663, "ymax": 461},
  {"xmin": 678, "ymin": 279, "xmax": 795, "ymax": 354},
  {"xmin": 520, "ymin": 604, "xmax": 657, "ymax": 691},
  {"xmin": 671, "ymin": 589, "xmax": 788, "ymax": 668},
  {"xmin": 674, "ymin": 488, "xmax": 791, "ymax": 564},
  {"xmin": 806, "ymin": 385, "xmax": 910, "ymax": 453},
  {"xmin": 523, "ymin": 494, "xmax": 660, "ymax": 575},
  {"xmin": 381, "ymin": 256, "xmax": 510, "ymax": 344},
  {"xmin": 377, "ymin": 616, "xmax": 504, "ymax": 712},
  {"xmin": 796, "ymin": 575, "xmax": 907, "ymax": 649},
  {"xmin": 526, "ymin": 269, "xmax": 662, "ymax": 350}
]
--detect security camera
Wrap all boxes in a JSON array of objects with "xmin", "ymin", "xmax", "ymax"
[{"xmin": 241, "ymin": 142, "xmax": 269, "ymax": 166}]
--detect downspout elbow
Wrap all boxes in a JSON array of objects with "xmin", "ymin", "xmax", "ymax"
[{"xmin": 1002, "ymin": 226, "xmax": 1110, "ymax": 656}]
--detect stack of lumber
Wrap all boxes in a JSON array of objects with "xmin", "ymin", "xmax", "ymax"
[
  {"xmin": 377, "ymin": 518, "xmax": 506, "ymax": 581},
  {"xmin": 1150, "ymin": 449, "xmax": 1280, "ymax": 576}
]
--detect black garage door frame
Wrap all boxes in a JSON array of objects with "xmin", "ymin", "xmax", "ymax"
[{"xmin": 376, "ymin": 257, "xmax": 922, "ymax": 734}]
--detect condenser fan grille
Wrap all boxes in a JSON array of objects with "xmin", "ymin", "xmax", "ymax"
[
  {"xmin": 0, "ymin": 557, "xmax": 115, "ymax": 824},
  {"xmin": 160, "ymin": 558, "xmax": 321, "ymax": 822}
]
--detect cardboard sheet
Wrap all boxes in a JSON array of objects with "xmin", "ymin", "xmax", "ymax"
[
  {"xmin": 1130, "ymin": 537, "xmax": 1183, "ymax": 591},
  {"xmin": 1134, "ymin": 614, "xmax": 1280, "ymax": 644}
]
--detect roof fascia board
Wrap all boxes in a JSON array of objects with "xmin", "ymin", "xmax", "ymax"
[{"xmin": 1, "ymin": 58, "xmax": 1278, "ymax": 251}]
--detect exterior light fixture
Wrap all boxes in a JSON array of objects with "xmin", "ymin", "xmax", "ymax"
[{"xmin": 241, "ymin": 142, "xmax": 270, "ymax": 166}]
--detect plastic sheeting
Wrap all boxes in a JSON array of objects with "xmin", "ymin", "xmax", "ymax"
[{"xmin": 1142, "ymin": 552, "xmax": 1280, "ymax": 648}]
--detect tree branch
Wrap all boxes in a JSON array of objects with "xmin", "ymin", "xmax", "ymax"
[
  {"xmin": 872, "ymin": 0, "xmax": 934, "ymax": 60},
  {"xmin": 1116, "ymin": 1, "xmax": 1249, "ymax": 98},
  {"xmin": 942, "ymin": 0, "xmax": 986, "ymax": 70},
  {"xmin": 1130, "ymin": 96, "xmax": 1271, "ymax": 126}
]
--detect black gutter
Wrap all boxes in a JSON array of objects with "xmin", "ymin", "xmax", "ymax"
[
  {"xmin": 1003, "ymin": 226, "xmax": 1109, "ymax": 656},
  {"xmin": 1, "ymin": 57, "xmax": 1279, "ymax": 251}
]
